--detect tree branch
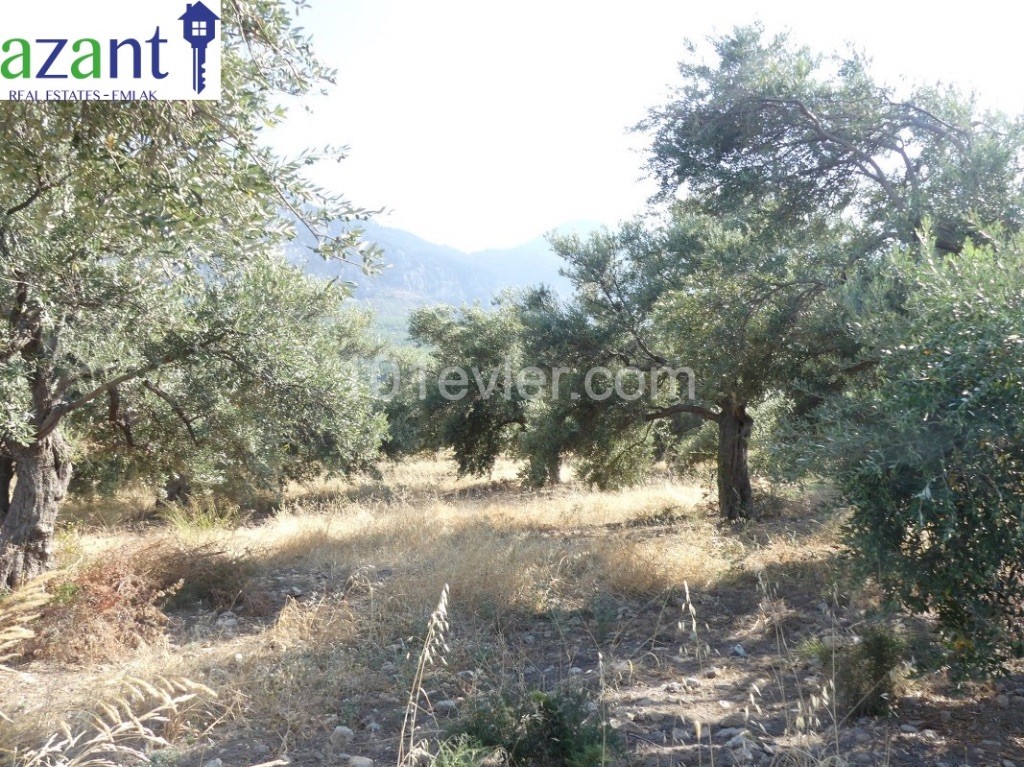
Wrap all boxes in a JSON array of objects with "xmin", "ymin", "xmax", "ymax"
[
  {"xmin": 142, "ymin": 379, "xmax": 200, "ymax": 444},
  {"xmin": 644, "ymin": 403, "xmax": 721, "ymax": 422},
  {"xmin": 1, "ymin": 275, "xmax": 32, "ymax": 364},
  {"xmin": 107, "ymin": 387, "xmax": 136, "ymax": 449},
  {"xmin": 587, "ymin": 256, "xmax": 671, "ymax": 369},
  {"xmin": 37, "ymin": 368, "xmax": 145, "ymax": 440},
  {"xmin": 832, "ymin": 358, "xmax": 879, "ymax": 380},
  {"xmin": 760, "ymin": 97, "xmax": 907, "ymax": 212},
  {"xmin": 2, "ymin": 179, "xmax": 51, "ymax": 219},
  {"xmin": 35, "ymin": 332, "xmax": 229, "ymax": 441}
]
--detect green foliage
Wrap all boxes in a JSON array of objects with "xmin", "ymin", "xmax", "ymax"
[
  {"xmin": 623, "ymin": 23, "xmax": 1024, "ymax": 516},
  {"xmin": 657, "ymin": 413, "xmax": 714, "ymax": 473},
  {"xmin": 400, "ymin": 24, "xmax": 1024, "ymax": 529},
  {"xmin": 157, "ymin": 496, "xmax": 244, "ymax": 533},
  {"xmin": 737, "ymin": 44, "xmax": 1024, "ymax": 661},
  {"xmin": 51, "ymin": 582, "xmax": 80, "ymax": 607},
  {"xmin": 814, "ymin": 240, "xmax": 1024, "ymax": 672},
  {"xmin": 376, "ymin": 344, "xmax": 433, "ymax": 459},
  {"xmin": 640, "ymin": 24, "xmax": 1024, "ymax": 252},
  {"xmin": 820, "ymin": 626, "xmax": 907, "ymax": 716},
  {"xmin": 408, "ymin": 300, "xmax": 529, "ymax": 477},
  {"xmin": 514, "ymin": 287, "xmax": 656, "ymax": 490},
  {"xmin": 69, "ymin": 262, "xmax": 386, "ymax": 501},
  {"xmin": 0, "ymin": 0, "xmax": 386, "ymax": 571},
  {"xmin": 558, "ymin": 209, "xmax": 857, "ymax": 411},
  {"xmin": 543, "ymin": 209, "xmax": 858, "ymax": 519},
  {"xmin": 450, "ymin": 685, "xmax": 618, "ymax": 767},
  {"xmin": 633, "ymin": 23, "xmax": 1024, "ymax": 445},
  {"xmin": 404, "ymin": 286, "xmax": 665, "ymax": 490},
  {"xmin": 430, "ymin": 735, "xmax": 504, "ymax": 767}
]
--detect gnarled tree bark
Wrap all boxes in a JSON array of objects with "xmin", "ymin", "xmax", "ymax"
[
  {"xmin": 646, "ymin": 398, "xmax": 755, "ymax": 520},
  {"xmin": 716, "ymin": 401, "xmax": 754, "ymax": 521},
  {"xmin": 0, "ymin": 451, "xmax": 13, "ymax": 522},
  {"xmin": 0, "ymin": 433, "xmax": 73, "ymax": 589}
]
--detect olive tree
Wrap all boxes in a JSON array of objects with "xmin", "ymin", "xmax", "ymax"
[
  {"xmin": 66, "ymin": 263, "xmax": 385, "ymax": 505},
  {"xmin": 406, "ymin": 300, "xmax": 530, "ymax": 478},
  {"xmin": 0, "ymin": 0, "xmax": 381, "ymax": 587},
  {"xmin": 404, "ymin": 288, "xmax": 664, "ymax": 490},
  {"xmin": 401, "ymin": 26, "xmax": 1024, "ymax": 523},
  {"xmin": 641, "ymin": 25, "xmax": 1024, "ymax": 254},
  {"xmin": 566, "ymin": 24, "xmax": 1024, "ymax": 518},
  {"xmin": 811, "ymin": 239, "xmax": 1024, "ymax": 671},
  {"xmin": 551, "ymin": 210, "xmax": 858, "ymax": 519}
]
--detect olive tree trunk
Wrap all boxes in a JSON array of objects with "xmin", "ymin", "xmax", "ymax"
[
  {"xmin": 717, "ymin": 402, "xmax": 754, "ymax": 521},
  {"xmin": 0, "ymin": 452, "xmax": 13, "ymax": 521},
  {"xmin": 163, "ymin": 473, "xmax": 194, "ymax": 505},
  {"xmin": 0, "ymin": 433, "xmax": 73, "ymax": 589},
  {"xmin": 547, "ymin": 453, "xmax": 561, "ymax": 486}
]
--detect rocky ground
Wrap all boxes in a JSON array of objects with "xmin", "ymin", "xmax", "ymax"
[
  {"xmin": 5, "ymin": 463, "xmax": 1024, "ymax": 767},
  {"xmin": 183, "ymin": 558, "xmax": 1024, "ymax": 767}
]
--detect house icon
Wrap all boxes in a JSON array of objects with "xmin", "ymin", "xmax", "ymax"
[{"xmin": 179, "ymin": 2, "xmax": 219, "ymax": 47}]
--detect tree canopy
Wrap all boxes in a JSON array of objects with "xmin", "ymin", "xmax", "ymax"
[
  {"xmin": 803, "ymin": 237, "xmax": 1024, "ymax": 672},
  {"xmin": 399, "ymin": 25, "xmax": 1024, "ymax": 534},
  {"xmin": 640, "ymin": 25, "xmax": 1024, "ymax": 254},
  {"xmin": 0, "ymin": 0, "xmax": 383, "ymax": 587}
]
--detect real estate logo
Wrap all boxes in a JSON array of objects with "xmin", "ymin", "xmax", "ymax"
[
  {"xmin": 1, "ymin": 0, "xmax": 222, "ymax": 101},
  {"xmin": 180, "ymin": 2, "xmax": 219, "ymax": 94}
]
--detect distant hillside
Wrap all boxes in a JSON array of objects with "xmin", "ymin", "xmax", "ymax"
[{"xmin": 288, "ymin": 220, "xmax": 597, "ymax": 340}]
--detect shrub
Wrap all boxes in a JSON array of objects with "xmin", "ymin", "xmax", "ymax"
[
  {"xmin": 820, "ymin": 625, "xmax": 907, "ymax": 716},
  {"xmin": 814, "ymin": 242, "xmax": 1024, "ymax": 673},
  {"xmin": 157, "ymin": 495, "xmax": 245, "ymax": 533},
  {"xmin": 27, "ymin": 546, "xmax": 176, "ymax": 663},
  {"xmin": 431, "ymin": 735, "xmax": 504, "ymax": 767},
  {"xmin": 27, "ymin": 538, "xmax": 260, "ymax": 662},
  {"xmin": 450, "ymin": 685, "xmax": 618, "ymax": 767}
]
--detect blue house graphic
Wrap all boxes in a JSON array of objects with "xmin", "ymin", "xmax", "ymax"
[
  {"xmin": 180, "ymin": 2, "xmax": 219, "ymax": 45},
  {"xmin": 179, "ymin": 2, "xmax": 219, "ymax": 94}
]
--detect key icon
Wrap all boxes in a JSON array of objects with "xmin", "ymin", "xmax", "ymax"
[{"xmin": 179, "ymin": 2, "xmax": 220, "ymax": 95}]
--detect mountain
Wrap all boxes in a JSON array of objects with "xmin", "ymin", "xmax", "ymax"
[{"xmin": 288, "ymin": 220, "xmax": 598, "ymax": 339}]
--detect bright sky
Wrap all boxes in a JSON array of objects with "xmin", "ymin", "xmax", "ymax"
[{"xmin": 271, "ymin": 0, "xmax": 1024, "ymax": 252}]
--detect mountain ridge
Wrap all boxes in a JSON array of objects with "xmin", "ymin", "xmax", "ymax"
[{"xmin": 288, "ymin": 219, "xmax": 599, "ymax": 338}]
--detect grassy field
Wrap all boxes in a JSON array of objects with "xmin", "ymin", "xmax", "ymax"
[{"xmin": 1, "ymin": 458, "xmax": 1022, "ymax": 767}]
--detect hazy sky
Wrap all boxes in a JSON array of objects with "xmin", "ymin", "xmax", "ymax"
[{"xmin": 272, "ymin": 1, "xmax": 1024, "ymax": 251}]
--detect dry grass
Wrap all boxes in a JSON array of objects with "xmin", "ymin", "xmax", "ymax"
[
  {"xmin": 0, "ymin": 575, "xmax": 53, "ymax": 672},
  {"xmin": 257, "ymin": 458, "xmax": 725, "ymax": 618},
  {"xmin": 60, "ymin": 483, "xmax": 160, "ymax": 531},
  {"xmin": 212, "ymin": 598, "xmax": 375, "ymax": 743},
  {"xmin": 22, "ymin": 536, "xmax": 262, "ymax": 665},
  {"xmin": 25, "ymin": 548, "xmax": 174, "ymax": 665},
  {"xmin": 2, "ymin": 456, "xmax": 930, "ymax": 767},
  {"xmin": 1, "ymin": 675, "xmax": 219, "ymax": 767}
]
